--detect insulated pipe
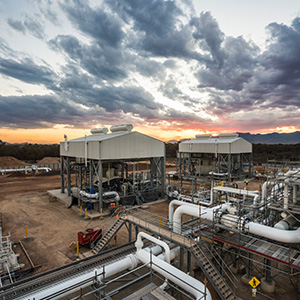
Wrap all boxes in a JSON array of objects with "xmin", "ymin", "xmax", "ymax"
[
  {"xmin": 274, "ymin": 215, "xmax": 299, "ymax": 230},
  {"xmin": 247, "ymin": 223, "xmax": 300, "ymax": 243},
  {"xmin": 172, "ymin": 203, "xmax": 228, "ymax": 233},
  {"xmin": 284, "ymin": 179, "xmax": 289, "ymax": 210},
  {"xmin": 103, "ymin": 191, "xmax": 120, "ymax": 202},
  {"xmin": 171, "ymin": 202, "xmax": 300, "ymax": 243},
  {"xmin": 135, "ymin": 232, "xmax": 171, "ymax": 263},
  {"xmin": 293, "ymin": 185, "xmax": 298, "ymax": 204},
  {"xmin": 136, "ymin": 249, "xmax": 212, "ymax": 300},
  {"xmin": 19, "ymin": 245, "xmax": 163, "ymax": 300},
  {"xmin": 168, "ymin": 200, "xmax": 201, "ymax": 226},
  {"xmin": 78, "ymin": 191, "xmax": 120, "ymax": 201}
]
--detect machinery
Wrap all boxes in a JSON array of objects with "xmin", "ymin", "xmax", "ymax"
[{"xmin": 77, "ymin": 227, "xmax": 102, "ymax": 248}]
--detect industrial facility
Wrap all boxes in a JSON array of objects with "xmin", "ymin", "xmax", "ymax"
[
  {"xmin": 0, "ymin": 129, "xmax": 300, "ymax": 300},
  {"xmin": 178, "ymin": 134, "xmax": 253, "ymax": 181},
  {"xmin": 60, "ymin": 124, "xmax": 165, "ymax": 216}
]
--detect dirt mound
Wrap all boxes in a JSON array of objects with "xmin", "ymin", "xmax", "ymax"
[
  {"xmin": 37, "ymin": 157, "xmax": 60, "ymax": 165},
  {"xmin": 0, "ymin": 156, "xmax": 30, "ymax": 167}
]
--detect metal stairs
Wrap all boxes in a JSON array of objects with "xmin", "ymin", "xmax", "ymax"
[
  {"xmin": 91, "ymin": 218, "xmax": 125, "ymax": 255},
  {"xmin": 190, "ymin": 241, "xmax": 235, "ymax": 300}
]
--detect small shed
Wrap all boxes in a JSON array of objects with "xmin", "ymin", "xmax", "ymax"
[
  {"xmin": 60, "ymin": 125, "xmax": 165, "ymax": 215},
  {"xmin": 178, "ymin": 133, "xmax": 252, "ymax": 180}
]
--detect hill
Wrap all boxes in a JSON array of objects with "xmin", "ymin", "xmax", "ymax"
[{"xmin": 238, "ymin": 131, "xmax": 300, "ymax": 144}]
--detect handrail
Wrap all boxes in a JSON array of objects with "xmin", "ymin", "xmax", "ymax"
[
  {"xmin": 92, "ymin": 207, "xmax": 124, "ymax": 249},
  {"xmin": 201, "ymin": 241, "xmax": 238, "ymax": 288},
  {"xmin": 190, "ymin": 238, "xmax": 235, "ymax": 298}
]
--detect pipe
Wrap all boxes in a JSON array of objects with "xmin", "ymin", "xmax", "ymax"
[
  {"xmin": 171, "ymin": 201, "xmax": 300, "ymax": 243},
  {"xmin": 169, "ymin": 200, "xmax": 201, "ymax": 226},
  {"xmin": 103, "ymin": 191, "xmax": 120, "ymax": 202},
  {"xmin": 247, "ymin": 223, "xmax": 300, "ymax": 243},
  {"xmin": 136, "ymin": 249, "xmax": 212, "ymax": 300},
  {"xmin": 172, "ymin": 202, "xmax": 228, "ymax": 233},
  {"xmin": 78, "ymin": 191, "xmax": 120, "ymax": 201},
  {"xmin": 284, "ymin": 179, "xmax": 289, "ymax": 210},
  {"xmin": 293, "ymin": 185, "xmax": 298, "ymax": 204},
  {"xmin": 19, "ymin": 245, "xmax": 163, "ymax": 300},
  {"xmin": 274, "ymin": 215, "xmax": 299, "ymax": 230},
  {"xmin": 135, "ymin": 232, "xmax": 171, "ymax": 263}
]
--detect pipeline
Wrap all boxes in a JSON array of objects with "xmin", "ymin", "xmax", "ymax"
[
  {"xmin": 19, "ymin": 233, "xmax": 210, "ymax": 300},
  {"xmin": 172, "ymin": 201, "xmax": 300, "ymax": 244},
  {"xmin": 78, "ymin": 190, "xmax": 120, "ymax": 202}
]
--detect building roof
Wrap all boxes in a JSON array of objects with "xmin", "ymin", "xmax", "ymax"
[
  {"xmin": 60, "ymin": 131, "xmax": 165, "ymax": 160},
  {"xmin": 181, "ymin": 136, "xmax": 241, "ymax": 144},
  {"xmin": 179, "ymin": 134, "xmax": 252, "ymax": 154}
]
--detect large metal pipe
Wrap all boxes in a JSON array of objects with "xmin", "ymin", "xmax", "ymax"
[
  {"xmin": 18, "ymin": 245, "xmax": 162, "ymax": 300},
  {"xmin": 172, "ymin": 202, "xmax": 300, "ymax": 243},
  {"xmin": 136, "ymin": 249, "xmax": 212, "ymax": 300},
  {"xmin": 284, "ymin": 179, "xmax": 289, "ymax": 210},
  {"xmin": 172, "ymin": 201, "xmax": 228, "ymax": 233},
  {"xmin": 274, "ymin": 215, "xmax": 299, "ymax": 230},
  {"xmin": 135, "ymin": 232, "xmax": 171, "ymax": 263}
]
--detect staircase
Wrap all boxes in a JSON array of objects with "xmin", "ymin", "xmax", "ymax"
[
  {"xmin": 190, "ymin": 242, "xmax": 235, "ymax": 300},
  {"xmin": 91, "ymin": 218, "xmax": 124, "ymax": 255}
]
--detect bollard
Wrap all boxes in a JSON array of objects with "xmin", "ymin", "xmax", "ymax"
[
  {"xmin": 100, "ymin": 208, "xmax": 103, "ymax": 218},
  {"xmin": 85, "ymin": 208, "xmax": 87, "ymax": 218},
  {"xmin": 80, "ymin": 206, "xmax": 82, "ymax": 216},
  {"xmin": 76, "ymin": 241, "xmax": 79, "ymax": 256},
  {"xmin": 25, "ymin": 226, "xmax": 28, "ymax": 238},
  {"xmin": 160, "ymin": 217, "xmax": 162, "ymax": 227}
]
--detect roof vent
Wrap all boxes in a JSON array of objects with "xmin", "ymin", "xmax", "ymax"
[
  {"xmin": 90, "ymin": 128, "xmax": 109, "ymax": 135},
  {"xmin": 195, "ymin": 134, "xmax": 212, "ymax": 139},
  {"xmin": 110, "ymin": 124, "xmax": 133, "ymax": 133},
  {"xmin": 219, "ymin": 133, "xmax": 238, "ymax": 138}
]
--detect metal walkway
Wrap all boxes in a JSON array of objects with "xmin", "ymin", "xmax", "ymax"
[{"xmin": 89, "ymin": 209, "xmax": 235, "ymax": 300}]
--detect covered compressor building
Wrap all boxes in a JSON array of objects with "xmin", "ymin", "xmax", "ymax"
[
  {"xmin": 178, "ymin": 133, "xmax": 252, "ymax": 180},
  {"xmin": 60, "ymin": 124, "xmax": 165, "ymax": 214}
]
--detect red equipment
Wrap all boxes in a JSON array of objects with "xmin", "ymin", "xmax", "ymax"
[{"xmin": 77, "ymin": 227, "xmax": 102, "ymax": 247}]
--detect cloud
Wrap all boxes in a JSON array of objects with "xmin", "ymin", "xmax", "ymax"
[
  {"xmin": 0, "ymin": 95, "xmax": 83, "ymax": 128},
  {"xmin": 60, "ymin": 0, "xmax": 124, "ymax": 47},
  {"xmin": 50, "ymin": 35, "xmax": 127, "ymax": 81},
  {"xmin": 7, "ymin": 19, "xmax": 26, "ymax": 34},
  {"xmin": 7, "ymin": 17, "xmax": 45, "ymax": 39},
  {"xmin": 2, "ymin": 0, "xmax": 300, "ymax": 136},
  {"xmin": 0, "ymin": 57, "xmax": 56, "ymax": 87}
]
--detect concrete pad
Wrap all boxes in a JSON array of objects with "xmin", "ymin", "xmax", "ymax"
[
  {"xmin": 48, "ymin": 189, "xmax": 72, "ymax": 207},
  {"xmin": 241, "ymin": 274, "xmax": 253, "ymax": 285},
  {"xmin": 261, "ymin": 277, "xmax": 275, "ymax": 293}
]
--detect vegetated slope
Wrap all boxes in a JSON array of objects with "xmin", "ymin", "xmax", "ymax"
[
  {"xmin": 238, "ymin": 131, "xmax": 300, "ymax": 144},
  {"xmin": 0, "ymin": 156, "xmax": 30, "ymax": 167}
]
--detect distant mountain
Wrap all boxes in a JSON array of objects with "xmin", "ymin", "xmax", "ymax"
[
  {"xmin": 238, "ymin": 131, "xmax": 300, "ymax": 144},
  {"xmin": 166, "ymin": 140, "xmax": 178, "ymax": 144}
]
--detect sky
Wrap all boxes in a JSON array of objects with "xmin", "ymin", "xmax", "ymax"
[{"xmin": 1, "ymin": 0, "xmax": 300, "ymax": 143}]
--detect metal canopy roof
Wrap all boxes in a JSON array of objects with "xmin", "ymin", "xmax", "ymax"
[
  {"xmin": 60, "ymin": 131, "xmax": 165, "ymax": 160},
  {"xmin": 179, "ymin": 136, "xmax": 252, "ymax": 154}
]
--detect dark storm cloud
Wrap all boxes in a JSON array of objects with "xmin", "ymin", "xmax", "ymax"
[
  {"xmin": 0, "ymin": 57, "xmax": 56, "ymax": 87},
  {"xmin": 60, "ymin": 0, "xmax": 124, "ymax": 47},
  {"xmin": 107, "ymin": 0, "xmax": 202, "ymax": 60},
  {"xmin": 60, "ymin": 81, "xmax": 162, "ymax": 120},
  {"xmin": 0, "ymin": 95, "xmax": 84, "ymax": 128},
  {"xmin": 191, "ymin": 12, "xmax": 259, "ymax": 92},
  {"xmin": 3, "ymin": 0, "xmax": 300, "ymax": 133},
  {"xmin": 50, "ymin": 35, "xmax": 127, "ymax": 81},
  {"xmin": 202, "ymin": 16, "xmax": 300, "ymax": 119}
]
